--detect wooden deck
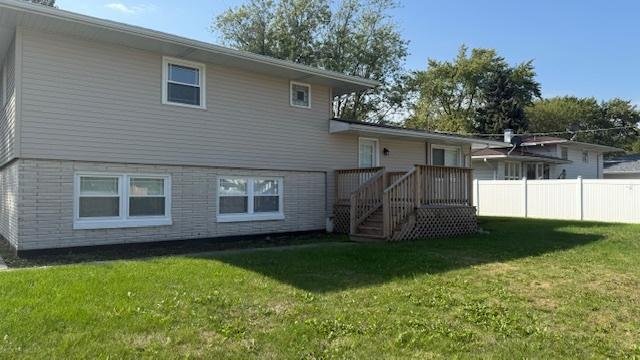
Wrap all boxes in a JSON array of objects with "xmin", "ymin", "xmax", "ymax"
[{"xmin": 334, "ymin": 165, "xmax": 477, "ymax": 241}]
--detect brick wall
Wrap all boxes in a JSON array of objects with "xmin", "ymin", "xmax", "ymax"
[
  {"xmin": 16, "ymin": 159, "xmax": 326, "ymax": 250},
  {"xmin": 0, "ymin": 161, "xmax": 19, "ymax": 247}
]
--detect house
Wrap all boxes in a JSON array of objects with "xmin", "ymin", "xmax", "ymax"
[
  {"xmin": 0, "ymin": 0, "xmax": 506, "ymax": 255},
  {"xmin": 472, "ymin": 129, "xmax": 621, "ymax": 180},
  {"xmin": 603, "ymin": 154, "xmax": 640, "ymax": 179}
]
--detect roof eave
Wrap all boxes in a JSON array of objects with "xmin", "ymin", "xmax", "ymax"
[{"xmin": 0, "ymin": 0, "xmax": 379, "ymax": 94}]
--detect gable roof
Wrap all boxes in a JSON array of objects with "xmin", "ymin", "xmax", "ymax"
[
  {"xmin": 472, "ymin": 148, "xmax": 570, "ymax": 163},
  {"xmin": 0, "ymin": 0, "xmax": 379, "ymax": 95},
  {"xmin": 604, "ymin": 154, "xmax": 640, "ymax": 173},
  {"xmin": 329, "ymin": 119, "xmax": 509, "ymax": 147}
]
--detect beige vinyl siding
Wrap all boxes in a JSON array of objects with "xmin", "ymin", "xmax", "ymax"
[
  {"xmin": 19, "ymin": 29, "xmax": 359, "ymax": 172},
  {"xmin": 0, "ymin": 37, "xmax": 16, "ymax": 166}
]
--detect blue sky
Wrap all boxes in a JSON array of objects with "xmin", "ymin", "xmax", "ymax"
[{"xmin": 57, "ymin": 0, "xmax": 640, "ymax": 104}]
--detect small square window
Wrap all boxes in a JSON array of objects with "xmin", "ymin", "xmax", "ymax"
[{"xmin": 290, "ymin": 81, "xmax": 310, "ymax": 108}]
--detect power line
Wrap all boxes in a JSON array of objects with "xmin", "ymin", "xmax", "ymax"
[{"xmin": 459, "ymin": 125, "xmax": 639, "ymax": 137}]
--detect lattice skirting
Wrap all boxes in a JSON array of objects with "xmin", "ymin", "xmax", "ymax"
[
  {"xmin": 333, "ymin": 204, "xmax": 351, "ymax": 234},
  {"xmin": 390, "ymin": 205, "xmax": 478, "ymax": 241}
]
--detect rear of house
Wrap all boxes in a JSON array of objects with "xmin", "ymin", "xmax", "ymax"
[{"xmin": 0, "ymin": 0, "xmax": 502, "ymax": 254}]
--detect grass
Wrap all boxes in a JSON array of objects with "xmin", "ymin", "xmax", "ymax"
[{"xmin": 0, "ymin": 217, "xmax": 639, "ymax": 358}]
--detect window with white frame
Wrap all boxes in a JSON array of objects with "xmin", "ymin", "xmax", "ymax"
[
  {"xmin": 74, "ymin": 174, "xmax": 171, "ymax": 229},
  {"xmin": 358, "ymin": 137, "xmax": 379, "ymax": 168},
  {"xmin": 582, "ymin": 151, "xmax": 589, "ymax": 163},
  {"xmin": 162, "ymin": 57, "xmax": 206, "ymax": 108},
  {"xmin": 290, "ymin": 81, "xmax": 311, "ymax": 108},
  {"xmin": 560, "ymin": 146, "xmax": 569, "ymax": 160},
  {"xmin": 218, "ymin": 177, "xmax": 283, "ymax": 222},
  {"xmin": 431, "ymin": 145, "xmax": 461, "ymax": 167},
  {"xmin": 504, "ymin": 162, "xmax": 521, "ymax": 180}
]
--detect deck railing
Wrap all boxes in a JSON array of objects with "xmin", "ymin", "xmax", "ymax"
[
  {"xmin": 336, "ymin": 165, "xmax": 473, "ymax": 238},
  {"xmin": 382, "ymin": 165, "xmax": 473, "ymax": 238},
  {"xmin": 349, "ymin": 170, "xmax": 385, "ymax": 234},
  {"xmin": 335, "ymin": 167, "xmax": 384, "ymax": 204}
]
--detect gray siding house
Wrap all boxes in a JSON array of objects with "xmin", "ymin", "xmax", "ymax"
[
  {"xmin": 0, "ymin": 0, "xmax": 503, "ymax": 254},
  {"xmin": 472, "ymin": 130, "xmax": 620, "ymax": 180}
]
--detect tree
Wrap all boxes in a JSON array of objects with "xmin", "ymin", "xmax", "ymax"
[
  {"xmin": 406, "ymin": 46, "xmax": 540, "ymax": 134},
  {"xmin": 212, "ymin": 0, "xmax": 408, "ymax": 122},
  {"xmin": 526, "ymin": 96, "xmax": 640, "ymax": 149},
  {"xmin": 25, "ymin": 0, "xmax": 55, "ymax": 6}
]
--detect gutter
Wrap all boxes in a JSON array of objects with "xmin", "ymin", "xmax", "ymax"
[{"xmin": 0, "ymin": 0, "xmax": 380, "ymax": 89}]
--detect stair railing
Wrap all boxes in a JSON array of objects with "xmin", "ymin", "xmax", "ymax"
[
  {"xmin": 382, "ymin": 166, "xmax": 421, "ymax": 238},
  {"xmin": 349, "ymin": 168, "xmax": 386, "ymax": 235}
]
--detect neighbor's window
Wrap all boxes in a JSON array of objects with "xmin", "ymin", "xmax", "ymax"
[
  {"xmin": 431, "ymin": 146, "xmax": 460, "ymax": 167},
  {"xmin": 75, "ymin": 174, "xmax": 171, "ymax": 229},
  {"xmin": 163, "ymin": 57, "xmax": 206, "ymax": 108},
  {"xmin": 290, "ymin": 81, "xmax": 311, "ymax": 108},
  {"xmin": 582, "ymin": 151, "xmax": 589, "ymax": 163},
  {"xmin": 218, "ymin": 177, "xmax": 283, "ymax": 222},
  {"xmin": 504, "ymin": 162, "xmax": 521, "ymax": 180},
  {"xmin": 561, "ymin": 146, "xmax": 569, "ymax": 160}
]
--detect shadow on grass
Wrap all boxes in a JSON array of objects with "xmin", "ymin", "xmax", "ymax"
[{"xmin": 190, "ymin": 217, "xmax": 615, "ymax": 293}]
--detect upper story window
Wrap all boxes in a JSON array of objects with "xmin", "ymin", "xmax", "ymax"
[
  {"xmin": 290, "ymin": 81, "xmax": 311, "ymax": 108},
  {"xmin": 560, "ymin": 146, "xmax": 569, "ymax": 160},
  {"xmin": 582, "ymin": 151, "xmax": 589, "ymax": 163},
  {"xmin": 162, "ymin": 57, "xmax": 206, "ymax": 109},
  {"xmin": 431, "ymin": 145, "xmax": 460, "ymax": 167}
]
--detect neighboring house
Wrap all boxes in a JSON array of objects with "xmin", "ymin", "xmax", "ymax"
[
  {"xmin": 0, "ymin": 1, "xmax": 504, "ymax": 254},
  {"xmin": 472, "ymin": 129, "xmax": 621, "ymax": 180},
  {"xmin": 603, "ymin": 154, "xmax": 640, "ymax": 179}
]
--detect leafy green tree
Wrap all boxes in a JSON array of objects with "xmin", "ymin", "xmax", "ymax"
[
  {"xmin": 406, "ymin": 46, "xmax": 540, "ymax": 134},
  {"xmin": 213, "ymin": 0, "xmax": 408, "ymax": 122},
  {"xmin": 526, "ymin": 97, "xmax": 639, "ymax": 149}
]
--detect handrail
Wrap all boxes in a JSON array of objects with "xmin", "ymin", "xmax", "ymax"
[
  {"xmin": 383, "ymin": 167, "xmax": 419, "ymax": 238},
  {"xmin": 349, "ymin": 169, "xmax": 386, "ymax": 234},
  {"xmin": 416, "ymin": 165, "xmax": 473, "ymax": 206},
  {"xmin": 335, "ymin": 166, "xmax": 384, "ymax": 204}
]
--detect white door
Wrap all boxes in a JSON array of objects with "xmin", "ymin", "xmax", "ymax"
[{"xmin": 358, "ymin": 138, "xmax": 379, "ymax": 168}]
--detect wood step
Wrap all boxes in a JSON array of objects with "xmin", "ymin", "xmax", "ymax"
[
  {"xmin": 357, "ymin": 225, "xmax": 383, "ymax": 236},
  {"xmin": 350, "ymin": 234, "xmax": 386, "ymax": 242}
]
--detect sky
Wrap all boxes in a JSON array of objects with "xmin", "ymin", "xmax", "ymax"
[{"xmin": 57, "ymin": 0, "xmax": 640, "ymax": 104}]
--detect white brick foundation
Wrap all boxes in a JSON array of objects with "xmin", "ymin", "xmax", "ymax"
[{"xmin": 9, "ymin": 159, "xmax": 326, "ymax": 251}]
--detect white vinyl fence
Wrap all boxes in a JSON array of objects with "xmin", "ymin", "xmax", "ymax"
[{"xmin": 473, "ymin": 178, "xmax": 640, "ymax": 223}]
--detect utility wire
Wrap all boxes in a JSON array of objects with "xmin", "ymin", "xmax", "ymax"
[{"xmin": 453, "ymin": 125, "xmax": 639, "ymax": 137}]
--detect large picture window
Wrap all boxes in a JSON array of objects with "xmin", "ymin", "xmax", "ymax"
[
  {"xmin": 162, "ymin": 57, "xmax": 206, "ymax": 109},
  {"xmin": 218, "ymin": 177, "xmax": 284, "ymax": 222},
  {"xmin": 74, "ymin": 173, "xmax": 171, "ymax": 229}
]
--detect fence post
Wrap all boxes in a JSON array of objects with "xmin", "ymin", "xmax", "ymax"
[
  {"xmin": 577, "ymin": 176, "xmax": 583, "ymax": 221},
  {"xmin": 523, "ymin": 177, "xmax": 528, "ymax": 218}
]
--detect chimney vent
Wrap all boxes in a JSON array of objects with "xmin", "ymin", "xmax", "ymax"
[{"xmin": 504, "ymin": 129, "xmax": 514, "ymax": 143}]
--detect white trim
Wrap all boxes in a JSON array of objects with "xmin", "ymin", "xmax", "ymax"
[
  {"xmin": 216, "ymin": 176, "xmax": 284, "ymax": 223},
  {"xmin": 290, "ymin": 81, "xmax": 311, "ymax": 109},
  {"xmin": 162, "ymin": 56, "xmax": 206, "ymax": 109},
  {"xmin": 358, "ymin": 137, "xmax": 380, "ymax": 167},
  {"xmin": 430, "ymin": 144, "xmax": 463, "ymax": 167},
  {"xmin": 73, "ymin": 172, "xmax": 172, "ymax": 230}
]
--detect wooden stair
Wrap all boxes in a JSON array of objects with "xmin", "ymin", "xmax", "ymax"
[{"xmin": 352, "ymin": 208, "xmax": 385, "ymax": 241}]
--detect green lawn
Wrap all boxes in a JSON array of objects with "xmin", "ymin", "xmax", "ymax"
[{"xmin": 1, "ymin": 218, "xmax": 639, "ymax": 359}]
